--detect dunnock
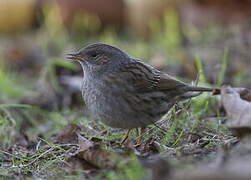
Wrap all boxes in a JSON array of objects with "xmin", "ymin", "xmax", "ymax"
[{"xmin": 67, "ymin": 43, "xmax": 214, "ymax": 129}]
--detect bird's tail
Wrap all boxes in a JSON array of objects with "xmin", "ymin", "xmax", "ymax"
[
  {"xmin": 185, "ymin": 85, "xmax": 217, "ymax": 92},
  {"xmin": 178, "ymin": 85, "xmax": 219, "ymax": 100},
  {"xmin": 180, "ymin": 91, "xmax": 203, "ymax": 99}
]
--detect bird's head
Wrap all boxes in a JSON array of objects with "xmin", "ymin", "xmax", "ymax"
[{"xmin": 67, "ymin": 43, "xmax": 129, "ymax": 75}]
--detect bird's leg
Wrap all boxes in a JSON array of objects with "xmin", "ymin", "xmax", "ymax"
[
  {"xmin": 120, "ymin": 129, "xmax": 131, "ymax": 144},
  {"xmin": 135, "ymin": 127, "xmax": 146, "ymax": 145}
]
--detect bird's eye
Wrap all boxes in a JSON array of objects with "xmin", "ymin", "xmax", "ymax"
[{"xmin": 91, "ymin": 53, "xmax": 98, "ymax": 58}]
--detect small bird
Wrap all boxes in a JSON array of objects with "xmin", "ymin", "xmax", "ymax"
[{"xmin": 67, "ymin": 43, "xmax": 214, "ymax": 130}]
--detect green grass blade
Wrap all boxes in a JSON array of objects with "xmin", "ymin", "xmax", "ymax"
[{"xmin": 217, "ymin": 47, "xmax": 229, "ymax": 86}]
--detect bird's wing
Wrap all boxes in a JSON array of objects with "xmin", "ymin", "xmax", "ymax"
[
  {"xmin": 154, "ymin": 73, "xmax": 188, "ymax": 91},
  {"xmin": 106, "ymin": 60, "xmax": 188, "ymax": 93}
]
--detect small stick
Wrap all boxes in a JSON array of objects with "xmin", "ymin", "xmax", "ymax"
[{"xmin": 120, "ymin": 129, "xmax": 131, "ymax": 144}]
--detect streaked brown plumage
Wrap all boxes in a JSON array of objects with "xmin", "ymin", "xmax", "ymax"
[{"xmin": 67, "ymin": 43, "xmax": 214, "ymax": 129}]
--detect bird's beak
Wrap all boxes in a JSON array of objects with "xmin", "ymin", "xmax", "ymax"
[{"xmin": 66, "ymin": 53, "xmax": 85, "ymax": 61}]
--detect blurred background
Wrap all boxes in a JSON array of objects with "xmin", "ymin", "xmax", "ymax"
[{"xmin": 1, "ymin": 0, "xmax": 251, "ymax": 87}]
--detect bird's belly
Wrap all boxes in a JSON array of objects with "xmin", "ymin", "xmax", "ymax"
[
  {"xmin": 83, "ymin": 84, "xmax": 174, "ymax": 128},
  {"xmin": 83, "ymin": 89, "xmax": 143, "ymax": 128}
]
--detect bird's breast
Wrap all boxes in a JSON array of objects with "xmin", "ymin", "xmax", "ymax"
[{"xmin": 81, "ymin": 78, "xmax": 117, "ymax": 118}]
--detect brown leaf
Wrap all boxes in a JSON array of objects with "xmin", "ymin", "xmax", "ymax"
[
  {"xmin": 77, "ymin": 134, "xmax": 94, "ymax": 152},
  {"xmin": 213, "ymin": 87, "xmax": 251, "ymax": 102},
  {"xmin": 55, "ymin": 124, "xmax": 81, "ymax": 144},
  {"xmin": 56, "ymin": 125, "xmax": 126, "ymax": 169},
  {"xmin": 75, "ymin": 134, "xmax": 119, "ymax": 169},
  {"xmin": 134, "ymin": 138, "xmax": 160, "ymax": 155},
  {"xmin": 238, "ymin": 88, "xmax": 251, "ymax": 102},
  {"xmin": 221, "ymin": 86, "xmax": 251, "ymax": 137}
]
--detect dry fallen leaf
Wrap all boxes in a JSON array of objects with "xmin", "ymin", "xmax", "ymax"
[
  {"xmin": 55, "ymin": 124, "xmax": 126, "ymax": 169},
  {"xmin": 55, "ymin": 124, "xmax": 81, "ymax": 144},
  {"xmin": 75, "ymin": 135, "xmax": 118, "ymax": 169},
  {"xmin": 221, "ymin": 86, "xmax": 251, "ymax": 137},
  {"xmin": 238, "ymin": 88, "xmax": 251, "ymax": 102}
]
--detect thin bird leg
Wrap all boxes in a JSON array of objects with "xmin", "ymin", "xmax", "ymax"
[
  {"xmin": 120, "ymin": 129, "xmax": 131, "ymax": 144},
  {"xmin": 135, "ymin": 128, "xmax": 146, "ymax": 145}
]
